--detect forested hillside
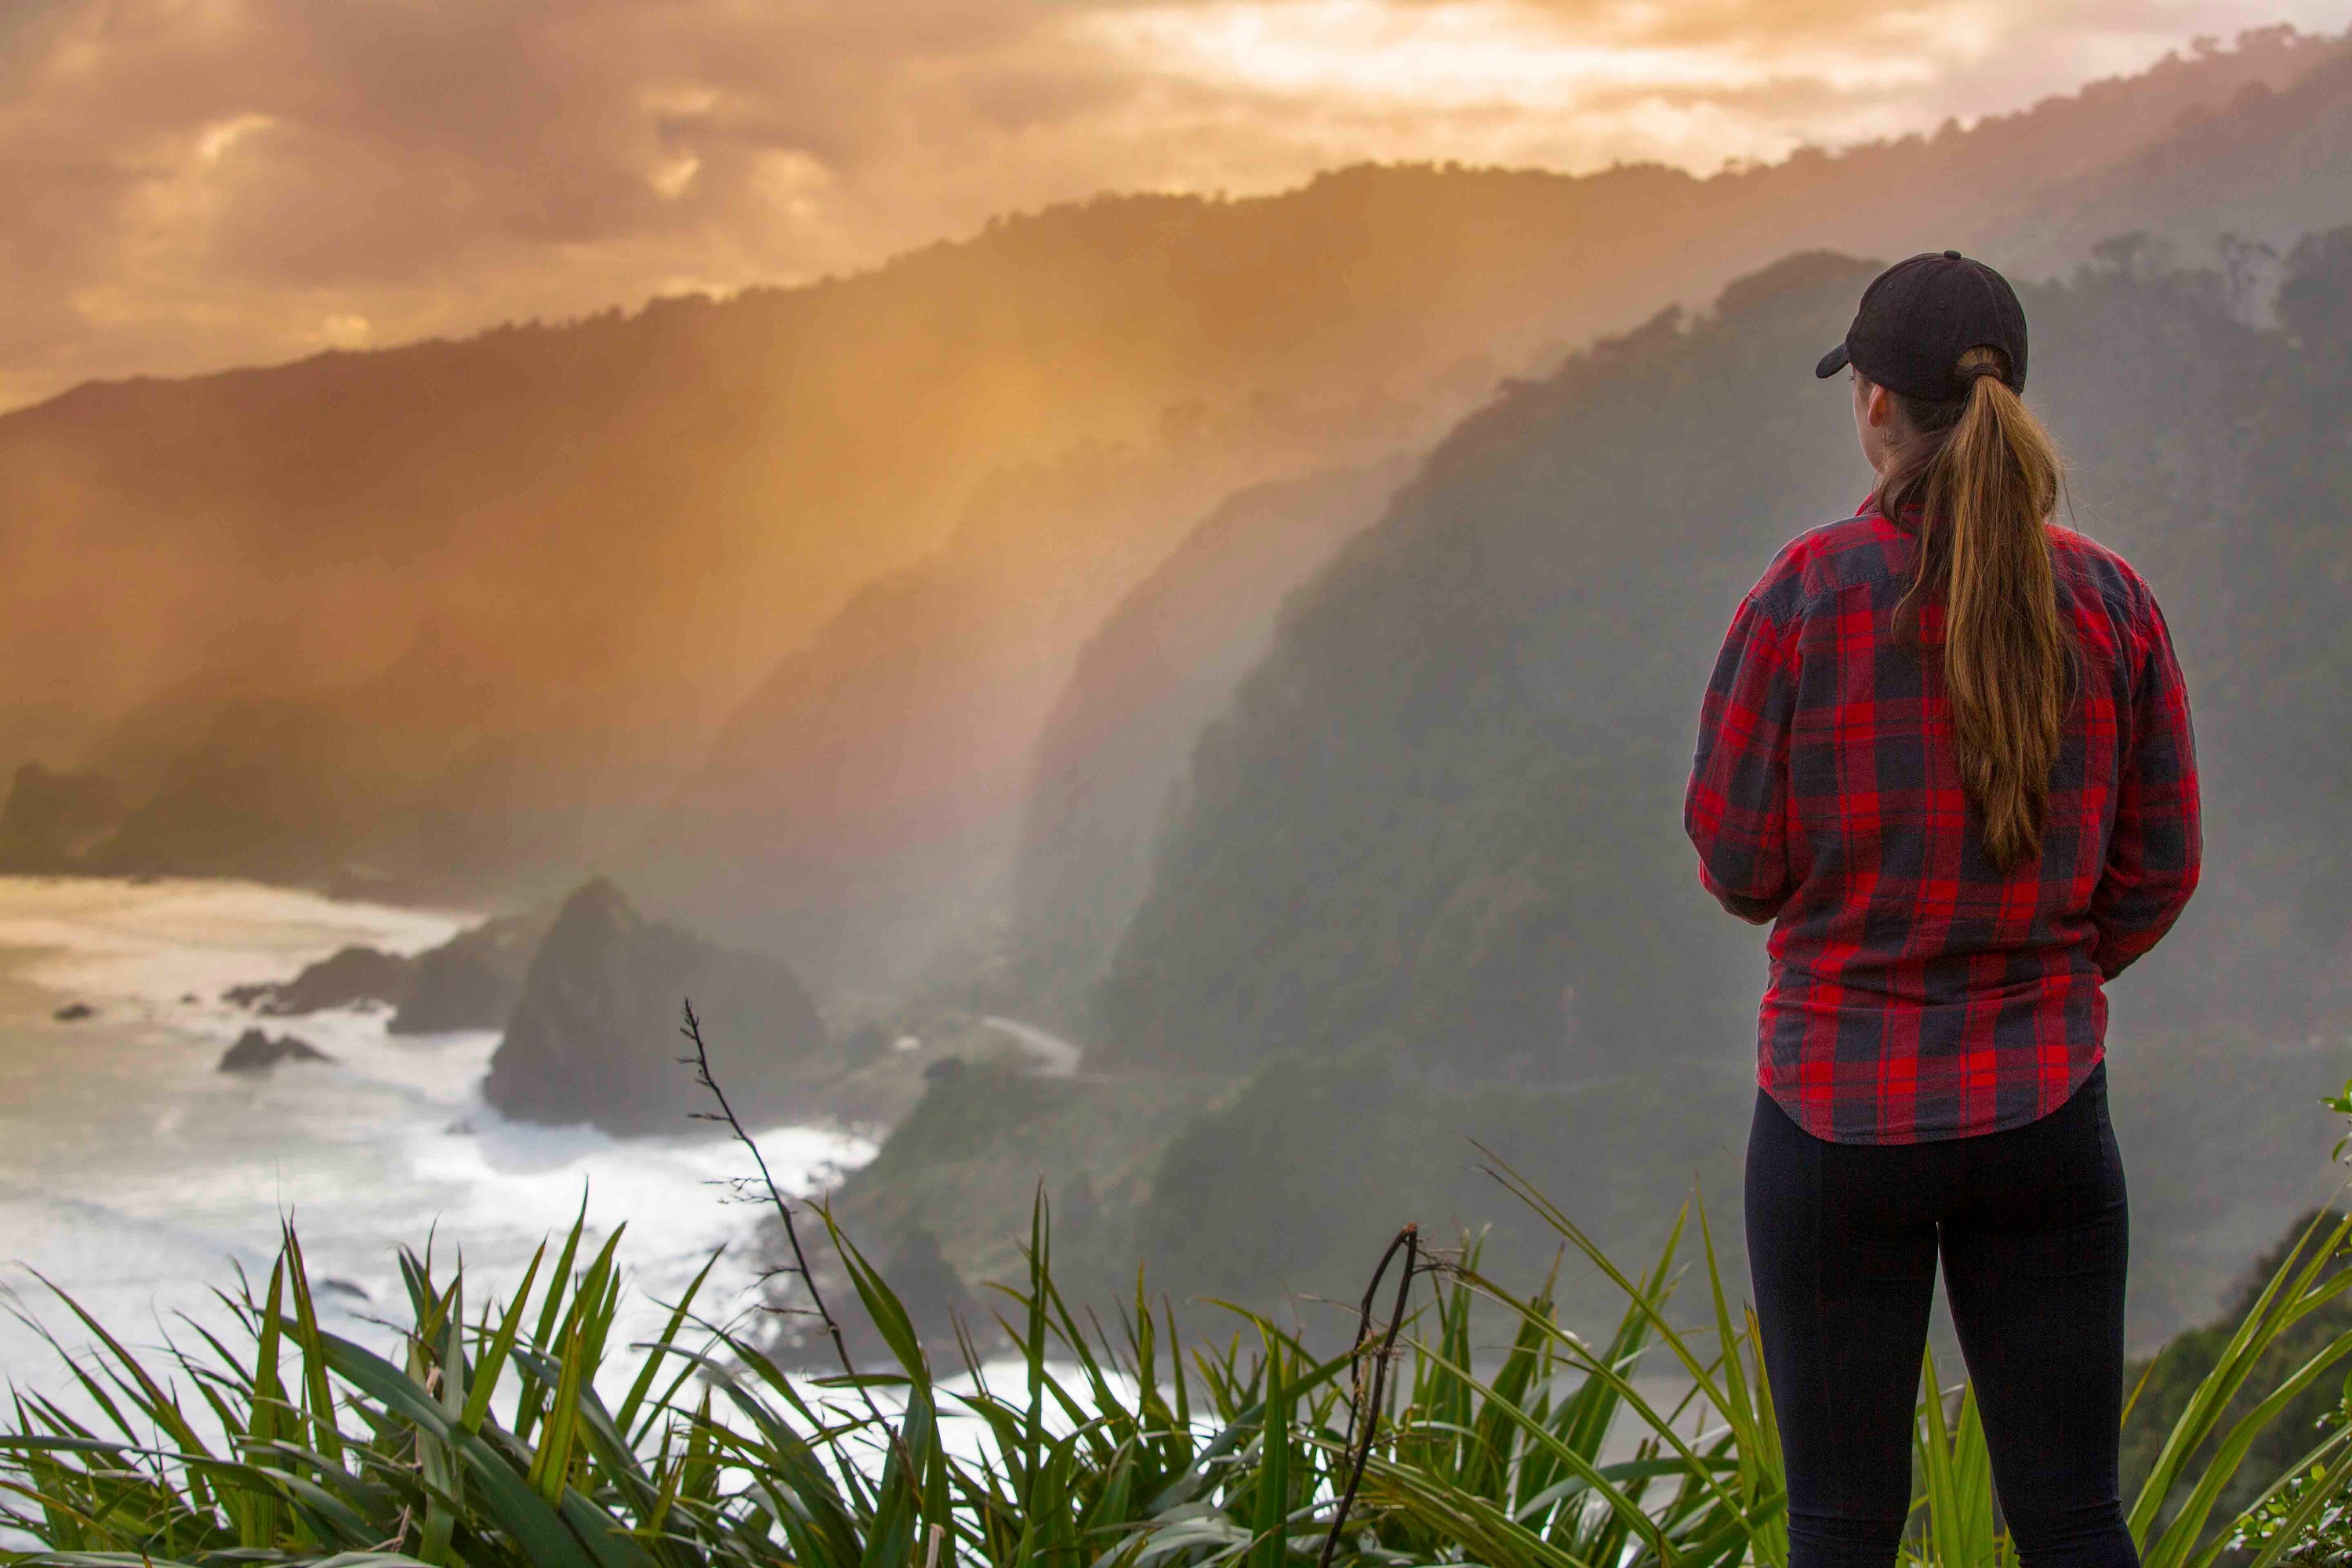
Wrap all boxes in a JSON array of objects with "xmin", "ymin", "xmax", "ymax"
[
  {"xmin": 1039, "ymin": 235, "xmax": 2352, "ymax": 1333},
  {"xmin": 630, "ymin": 24, "xmax": 2352, "ymax": 993},
  {"xmin": 1098, "ymin": 238, "xmax": 2352, "ymax": 1069},
  {"xmin": 6, "ymin": 25, "xmax": 2343, "ymax": 924},
  {"xmin": 1006, "ymin": 464, "xmax": 1409, "ymax": 1027},
  {"xmin": 1096, "ymin": 252, "xmax": 1871, "ymax": 1078}
]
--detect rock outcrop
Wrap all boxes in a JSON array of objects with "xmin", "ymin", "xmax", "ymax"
[
  {"xmin": 229, "ymin": 945, "xmax": 416, "ymax": 1015},
  {"xmin": 482, "ymin": 879, "xmax": 826, "ymax": 1135},
  {"xmin": 219, "ymin": 1029, "xmax": 333, "ymax": 1073},
  {"xmin": 390, "ymin": 912, "xmax": 546, "ymax": 1034},
  {"xmin": 220, "ymin": 909, "xmax": 547, "ymax": 1030}
]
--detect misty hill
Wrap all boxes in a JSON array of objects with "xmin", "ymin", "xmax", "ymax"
[
  {"xmin": 7, "ymin": 24, "xmax": 2348, "ymax": 909},
  {"xmin": 625, "ymin": 437, "xmax": 1411, "ymax": 1000},
  {"xmin": 0, "ymin": 762, "xmax": 122, "ymax": 871},
  {"xmin": 639, "ymin": 453, "xmax": 1415, "ymax": 1006},
  {"xmin": 1007, "ymin": 464, "xmax": 1408, "ymax": 1027},
  {"xmin": 1977, "ymin": 38, "xmax": 2352, "ymax": 278}
]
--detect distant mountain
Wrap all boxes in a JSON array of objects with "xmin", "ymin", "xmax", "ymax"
[
  {"xmin": 86, "ymin": 618, "xmax": 596, "ymax": 891},
  {"xmin": 4, "ymin": 25, "xmax": 2343, "ymax": 908},
  {"xmin": 1005, "ymin": 464, "xmax": 1409, "ymax": 1028},
  {"xmin": 626, "ymin": 437, "xmax": 1360, "ymax": 999},
  {"xmin": 1979, "ymin": 39, "xmax": 2352, "ymax": 277},
  {"xmin": 639, "ymin": 454, "xmax": 1416, "ymax": 1007},
  {"xmin": 631, "ymin": 24, "xmax": 2352, "ymax": 996},
  {"xmin": 635, "ymin": 21, "xmax": 2352, "ymax": 992}
]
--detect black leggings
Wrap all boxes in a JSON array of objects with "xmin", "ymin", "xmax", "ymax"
[{"xmin": 1745, "ymin": 1063, "xmax": 2135, "ymax": 1568}]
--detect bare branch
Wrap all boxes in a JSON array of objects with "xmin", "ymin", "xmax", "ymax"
[
  {"xmin": 1319, "ymin": 1222, "xmax": 1420, "ymax": 1568},
  {"xmin": 680, "ymin": 997, "xmax": 879, "ymax": 1420}
]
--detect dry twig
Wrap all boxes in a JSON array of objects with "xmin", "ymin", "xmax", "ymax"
[
  {"xmin": 680, "ymin": 999, "xmax": 876, "ymax": 1408},
  {"xmin": 1319, "ymin": 1222, "xmax": 1420, "ymax": 1568}
]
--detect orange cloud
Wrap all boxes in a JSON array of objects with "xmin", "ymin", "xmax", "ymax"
[{"xmin": 0, "ymin": 0, "xmax": 2341, "ymax": 408}]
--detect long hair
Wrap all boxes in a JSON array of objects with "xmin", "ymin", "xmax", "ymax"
[{"xmin": 1875, "ymin": 346, "xmax": 2069, "ymax": 870}]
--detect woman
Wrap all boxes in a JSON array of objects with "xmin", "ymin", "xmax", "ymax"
[{"xmin": 1684, "ymin": 252, "xmax": 2201, "ymax": 1568}]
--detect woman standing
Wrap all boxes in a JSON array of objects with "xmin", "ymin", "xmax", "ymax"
[{"xmin": 1685, "ymin": 252, "xmax": 2201, "ymax": 1568}]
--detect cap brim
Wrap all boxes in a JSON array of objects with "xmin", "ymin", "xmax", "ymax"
[{"xmin": 1814, "ymin": 343, "xmax": 1849, "ymax": 379}]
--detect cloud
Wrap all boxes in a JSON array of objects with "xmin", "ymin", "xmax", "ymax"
[{"xmin": 0, "ymin": 0, "xmax": 2342, "ymax": 408}]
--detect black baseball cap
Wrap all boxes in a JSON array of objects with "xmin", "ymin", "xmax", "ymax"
[{"xmin": 1814, "ymin": 249, "xmax": 2029, "ymax": 402}]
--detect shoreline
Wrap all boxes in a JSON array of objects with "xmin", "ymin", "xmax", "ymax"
[{"xmin": 0, "ymin": 873, "xmax": 874, "ymax": 1405}]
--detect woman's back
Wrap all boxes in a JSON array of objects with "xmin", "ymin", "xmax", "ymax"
[
  {"xmin": 1686, "ymin": 504, "xmax": 2198, "ymax": 1144},
  {"xmin": 1699, "ymin": 248, "xmax": 2198, "ymax": 1568}
]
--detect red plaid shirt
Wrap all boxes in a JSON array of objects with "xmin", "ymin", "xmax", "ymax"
[{"xmin": 1686, "ymin": 503, "xmax": 2201, "ymax": 1144}]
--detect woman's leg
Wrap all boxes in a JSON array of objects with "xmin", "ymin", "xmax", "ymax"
[
  {"xmin": 1746, "ymin": 1090, "xmax": 1942, "ymax": 1568},
  {"xmin": 1940, "ymin": 1064, "xmax": 2136, "ymax": 1568}
]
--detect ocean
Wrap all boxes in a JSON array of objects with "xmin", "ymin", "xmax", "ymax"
[{"xmin": 0, "ymin": 874, "xmax": 873, "ymax": 1404}]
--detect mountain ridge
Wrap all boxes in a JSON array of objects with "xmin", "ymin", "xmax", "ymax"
[
  {"xmin": 6, "ymin": 22, "xmax": 2350, "ymax": 965},
  {"xmin": 620, "ymin": 24, "xmax": 2352, "ymax": 993}
]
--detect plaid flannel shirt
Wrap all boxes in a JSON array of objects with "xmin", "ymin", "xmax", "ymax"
[{"xmin": 1685, "ymin": 504, "xmax": 2201, "ymax": 1144}]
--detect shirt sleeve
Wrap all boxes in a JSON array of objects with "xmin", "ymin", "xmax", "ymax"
[
  {"xmin": 2091, "ymin": 596, "xmax": 2201, "ymax": 979},
  {"xmin": 1685, "ymin": 580, "xmax": 1802, "ymax": 925}
]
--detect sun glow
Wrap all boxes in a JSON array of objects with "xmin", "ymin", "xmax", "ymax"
[
  {"xmin": 1083, "ymin": 0, "xmax": 1956, "ymax": 111},
  {"xmin": 0, "ymin": 0, "xmax": 2343, "ymax": 409}
]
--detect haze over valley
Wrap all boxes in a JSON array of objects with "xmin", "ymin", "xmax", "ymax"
[{"xmin": 7, "ymin": 16, "xmax": 2352, "ymax": 1396}]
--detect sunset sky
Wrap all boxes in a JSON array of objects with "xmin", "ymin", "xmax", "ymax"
[{"xmin": 2, "ymin": 0, "xmax": 2344, "ymax": 411}]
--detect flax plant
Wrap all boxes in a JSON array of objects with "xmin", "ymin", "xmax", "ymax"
[{"xmin": 3, "ymin": 1180, "xmax": 2349, "ymax": 1567}]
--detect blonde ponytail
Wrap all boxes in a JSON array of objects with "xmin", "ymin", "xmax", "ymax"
[{"xmin": 1882, "ymin": 346, "xmax": 2069, "ymax": 870}]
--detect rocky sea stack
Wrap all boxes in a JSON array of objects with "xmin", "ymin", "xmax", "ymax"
[
  {"xmin": 227, "ymin": 945, "xmax": 414, "ymax": 1015},
  {"xmin": 219, "ymin": 1029, "xmax": 333, "ymax": 1073},
  {"xmin": 224, "ymin": 913, "xmax": 547, "ymax": 1031},
  {"xmin": 483, "ymin": 879, "xmax": 826, "ymax": 1135}
]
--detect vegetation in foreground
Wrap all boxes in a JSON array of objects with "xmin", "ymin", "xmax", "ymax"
[{"xmin": 8, "ymin": 1144, "xmax": 2352, "ymax": 1568}]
